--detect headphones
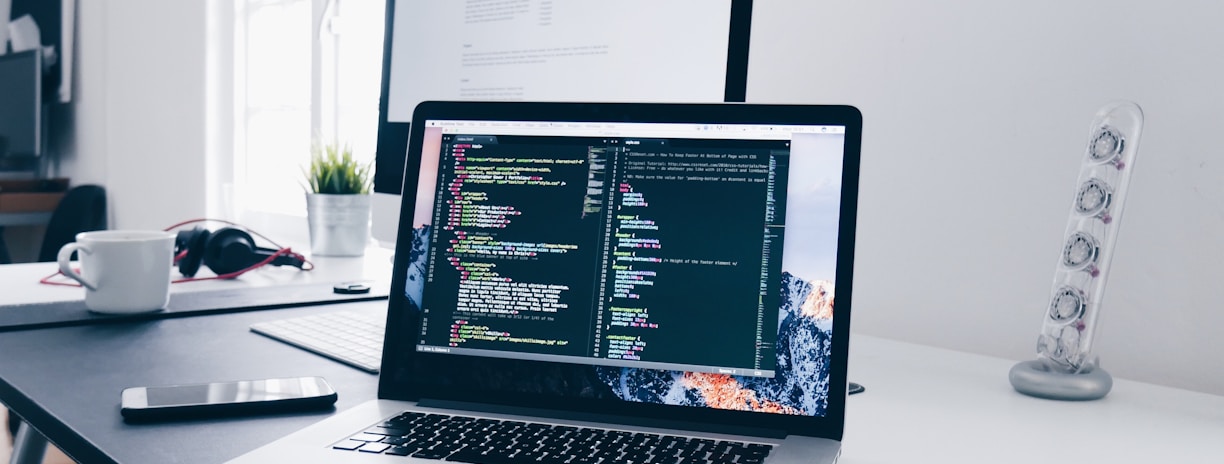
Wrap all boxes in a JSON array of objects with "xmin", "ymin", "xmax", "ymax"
[{"xmin": 174, "ymin": 227, "xmax": 307, "ymax": 278}]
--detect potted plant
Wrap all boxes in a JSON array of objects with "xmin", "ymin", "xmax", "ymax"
[{"xmin": 304, "ymin": 141, "xmax": 372, "ymax": 256}]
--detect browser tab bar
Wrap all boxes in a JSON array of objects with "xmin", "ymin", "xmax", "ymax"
[{"xmin": 428, "ymin": 120, "xmax": 846, "ymax": 140}]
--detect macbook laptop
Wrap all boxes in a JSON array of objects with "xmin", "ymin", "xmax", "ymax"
[{"xmin": 230, "ymin": 101, "xmax": 862, "ymax": 463}]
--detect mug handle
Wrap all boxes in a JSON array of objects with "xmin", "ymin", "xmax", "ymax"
[{"xmin": 58, "ymin": 243, "xmax": 98, "ymax": 291}]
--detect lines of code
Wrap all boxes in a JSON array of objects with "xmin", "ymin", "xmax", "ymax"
[
  {"xmin": 420, "ymin": 136, "xmax": 597, "ymax": 357},
  {"xmin": 418, "ymin": 135, "xmax": 788, "ymax": 376},
  {"xmin": 623, "ymin": 151, "xmax": 771, "ymax": 183},
  {"xmin": 595, "ymin": 142, "xmax": 784, "ymax": 371},
  {"xmin": 449, "ymin": 319, "xmax": 570, "ymax": 348},
  {"xmin": 455, "ymin": 280, "xmax": 569, "ymax": 314},
  {"xmin": 605, "ymin": 334, "xmax": 647, "ymax": 361}
]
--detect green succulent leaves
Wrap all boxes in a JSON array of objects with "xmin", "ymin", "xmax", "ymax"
[{"xmin": 305, "ymin": 141, "xmax": 372, "ymax": 195}]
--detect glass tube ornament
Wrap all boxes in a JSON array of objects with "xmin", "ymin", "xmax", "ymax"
[{"xmin": 1010, "ymin": 101, "xmax": 1143, "ymax": 400}]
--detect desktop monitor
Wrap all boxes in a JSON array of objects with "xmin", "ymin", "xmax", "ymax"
[
  {"xmin": 371, "ymin": 0, "xmax": 754, "ymax": 245},
  {"xmin": 0, "ymin": 50, "xmax": 41, "ymax": 158}
]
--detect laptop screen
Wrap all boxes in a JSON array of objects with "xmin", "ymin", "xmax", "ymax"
[{"xmin": 395, "ymin": 106, "xmax": 853, "ymax": 422}]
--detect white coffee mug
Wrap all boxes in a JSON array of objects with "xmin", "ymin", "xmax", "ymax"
[{"xmin": 57, "ymin": 230, "xmax": 176, "ymax": 314}]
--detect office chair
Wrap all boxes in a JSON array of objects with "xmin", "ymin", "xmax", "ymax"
[{"xmin": 36, "ymin": 184, "xmax": 108, "ymax": 262}]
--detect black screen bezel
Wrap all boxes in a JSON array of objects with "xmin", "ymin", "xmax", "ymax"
[
  {"xmin": 377, "ymin": 101, "xmax": 861, "ymax": 441},
  {"xmin": 373, "ymin": 0, "xmax": 755, "ymax": 197}
]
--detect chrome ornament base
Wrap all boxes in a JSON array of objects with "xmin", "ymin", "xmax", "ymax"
[{"xmin": 1009, "ymin": 359, "xmax": 1112, "ymax": 401}]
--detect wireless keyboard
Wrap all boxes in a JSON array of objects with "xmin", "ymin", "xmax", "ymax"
[{"xmin": 250, "ymin": 310, "xmax": 385, "ymax": 373}]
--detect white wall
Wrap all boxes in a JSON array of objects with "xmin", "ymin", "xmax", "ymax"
[
  {"xmin": 749, "ymin": 0, "xmax": 1224, "ymax": 394},
  {"xmin": 55, "ymin": 0, "xmax": 209, "ymax": 230}
]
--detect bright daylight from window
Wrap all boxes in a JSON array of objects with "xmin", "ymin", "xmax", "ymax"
[{"xmin": 235, "ymin": 0, "xmax": 385, "ymax": 218}]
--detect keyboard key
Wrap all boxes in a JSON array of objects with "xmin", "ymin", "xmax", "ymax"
[
  {"xmin": 348, "ymin": 432, "xmax": 385, "ymax": 442},
  {"xmin": 446, "ymin": 450, "xmax": 500, "ymax": 463},
  {"xmin": 412, "ymin": 447, "xmax": 454, "ymax": 460},
  {"xmin": 382, "ymin": 436, "xmax": 408, "ymax": 446},
  {"xmin": 357, "ymin": 442, "xmax": 391, "ymax": 453},
  {"xmin": 366, "ymin": 426, "xmax": 409, "ymax": 437},
  {"xmin": 386, "ymin": 412, "xmax": 426, "ymax": 425},
  {"xmin": 386, "ymin": 446, "xmax": 415, "ymax": 456},
  {"xmin": 332, "ymin": 440, "xmax": 365, "ymax": 451}
]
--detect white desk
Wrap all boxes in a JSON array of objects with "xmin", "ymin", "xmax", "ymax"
[
  {"xmin": 842, "ymin": 335, "xmax": 1224, "ymax": 462},
  {"xmin": 0, "ymin": 247, "xmax": 395, "ymax": 307}
]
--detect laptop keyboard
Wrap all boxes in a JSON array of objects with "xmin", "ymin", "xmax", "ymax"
[
  {"xmin": 250, "ymin": 310, "xmax": 385, "ymax": 373},
  {"xmin": 332, "ymin": 411, "xmax": 774, "ymax": 463}
]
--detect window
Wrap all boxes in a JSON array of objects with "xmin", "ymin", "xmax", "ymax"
[{"xmin": 231, "ymin": 0, "xmax": 385, "ymax": 234}]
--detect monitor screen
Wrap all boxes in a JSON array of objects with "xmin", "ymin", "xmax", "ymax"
[
  {"xmin": 0, "ymin": 50, "xmax": 41, "ymax": 158},
  {"xmin": 371, "ymin": 0, "xmax": 754, "ymax": 244}
]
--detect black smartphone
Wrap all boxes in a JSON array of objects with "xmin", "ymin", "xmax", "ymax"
[{"xmin": 120, "ymin": 376, "xmax": 338, "ymax": 422}]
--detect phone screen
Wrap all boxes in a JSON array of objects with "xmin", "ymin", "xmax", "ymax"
[{"xmin": 144, "ymin": 377, "xmax": 332, "ymax": 407}]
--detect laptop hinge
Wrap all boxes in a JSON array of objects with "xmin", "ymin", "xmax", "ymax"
[{"xmin": 417, "ymin": 399, "xmax": 787, "ymax": 440}]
